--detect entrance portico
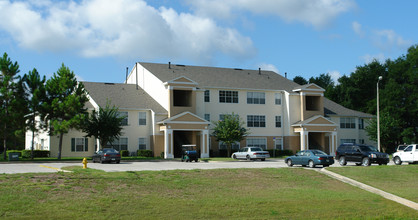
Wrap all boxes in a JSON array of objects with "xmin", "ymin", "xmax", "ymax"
[
  {"xmin": 292, "ymin": 115, "xmax": 338, "ymax": 154},
  {"xmin": 158, "ymin": 112, "xmax": 210, "ymax": 159}
]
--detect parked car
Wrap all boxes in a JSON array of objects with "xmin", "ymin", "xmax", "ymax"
[
  {"xmin": 335, "ymin": 143, "xmax": 389, "ymax": 166},
  {"xmin": 396, "ymin": 144, "xmax": 408, "ymax": 152},
  {"xmin": 393, "ymin": 144, "xmax": 418, "ymax": 165},
  {"xmin": 231, "ymin": 147, "xmax": 270, "ymax": 161},
  {"xmin": 285, "ymin": 150, "xmax": 334, "ymax": 168},
  {"xmin": 92, "ymin": 148, "xmax": 121, "ymax": 164}
]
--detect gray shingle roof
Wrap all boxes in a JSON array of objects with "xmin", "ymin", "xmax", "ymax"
[
  {"xmin": 139, "ymin": 62, "xmax": 300, "ymax": 92},
  {"xmin": 81, "ymin": 81, "xmax": 167, "ymax": 114},
  {"xmin": 324, "ymin": 98, "xmax": 373, "ymax": 118}
]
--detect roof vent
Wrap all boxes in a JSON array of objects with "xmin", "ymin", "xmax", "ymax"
[
  {"xmin": 259, "ymin": 68, "xmax": 261, "ymax": 75},
  {"xmin": 104, "ymin": 83, "xmax": 114, "ymax": 85},
  {"xmin": 234, "ymin": 68, "xmax": 243, "ymax": 70},
  {"xmin": 169, "ymin": 62, "xmax": 171, "ymax": 69},
  {"xmin": 176, "ymin": 64, "xmax": 185, "ymax": 67}
]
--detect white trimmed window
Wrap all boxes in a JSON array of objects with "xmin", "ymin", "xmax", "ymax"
[
  {"xmin": 138, "ymin": 138, "xmax": 146, "ymax": 150},
  {"xmin": 247, "ymin": 92, "xmax": 265, "ymax": 104},
  {"xmin": 247, "ymin": 138, "xmax": 267, "ymax": 150},
  {"xmin": 118, "ymin": 112, "xmax": 128, "ymax": 126},
  {"xmin": 71, "ymin": 138, "xmax": 88, "ymax": 152},
  {"xmin": 247, "ymin": 115, "xmax": 266, "ymax": 127},
  {"xmin": 340, "ymin": 139, "xmax": 356, "ymax": 144},
  {"xmin": 340, "ymin": 118, "xmax": 355, "ymax": 129},
  {"xmin": 275, "ymin": 116, "xmax": 282, "ymax": 128},
  {"xmin": 274, "ymin": 138, "xmax": 283, "ymax": 150},
  {"xmin": 219, "ymin": 141, "xmax": 240, "ymax": 150},
  {"xmin": 138, "ymin": 112, "xmax": 146, "ymax": 126},
  {"xmin": 204, "ymin": 114, "xmax": 210, "ymax": 122},
  {"xmin": 275, "ymin": 93, "xmax": 282, "ymax": 105},
  {"xmin": 109, "ymin": 138, "xmax": 128, "ymax": 151},
  {"xmin": 204, "ymin": 90, "xmax": 210, "ymax": 102},
  {"xmin": 219, "ymin": 90, "xmax": 238, "ymax": 103},
  {"xmin": 358, "ymin": 118, "xmax": 364, "ymax": 129}
]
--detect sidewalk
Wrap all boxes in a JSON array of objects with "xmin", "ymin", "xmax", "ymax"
[{"xmin": 318, "ymin": 168, "xmax": 418, "ymax": 211}]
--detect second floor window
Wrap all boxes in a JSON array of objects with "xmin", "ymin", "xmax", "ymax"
[
  {"xmin": 204, "ymin": 114, "xmax": 210, "ymax": 122},
  {"xmin": 247, "ymin": 92, "xmax": 265, "ymax": 104},
  {"xmin": 247, "ymin": 115, "xmax": 265, "ymax": 127},
  {"xmin": 359, "ymin": 118, "xmax": 364, "ymax": 129},
  {"xmin": 219, "ymin": 90, "xmax": 238, "ymax": 103},
  {"xmin": 138, "ymin": 112, "xmax": 146, "ymax": 126},
  {"xmin": 275, "ymin": 116, "xmax": 282, "ymax": 128},
  {"xmin": 275, "ymin": 93, "xmax": 282, "ymax": 105},
  {"xmin": 118, "ymin": 112, "xmax": 128, "ymax": 126},
  {"xmin": 340, "ymin": 118, "xmax": 355, "ymax": 129},
  {"xmin": 204, "ymin": 90, "xmax": 210, "ymax": 102}
]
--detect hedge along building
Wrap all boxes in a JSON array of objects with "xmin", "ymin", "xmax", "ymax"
[{"xmin": 25, "ymin": 62, "xmax": 374, "ymax": 158}]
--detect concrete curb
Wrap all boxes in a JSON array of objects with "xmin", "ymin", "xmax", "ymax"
[{"xmin": 318, "ymin": 168, "xmax": 418, "ymax": 211}]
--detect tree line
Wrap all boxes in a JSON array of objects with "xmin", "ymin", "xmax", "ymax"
[
  {"xmin": 293, "ymin": 45, "xmax": 418, "ymax": 153},
  {"xmin": 0, "ymin": 53, "xmax": 124, "ymax": 160}
]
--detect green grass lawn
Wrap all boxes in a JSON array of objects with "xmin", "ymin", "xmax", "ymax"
[
  {"xmin": 1, "ymin": 167, "xmax": 417, "ymax": 219},
  {"xmin": 328, "ymin": 165, "xmax": 418, "ymax": 203}
]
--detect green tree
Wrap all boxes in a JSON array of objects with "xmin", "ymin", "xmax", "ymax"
[
  {"xmin": 212, "ymin": 113, "xmax": 249, "ymax": 157},
  {"xmin": 0, "ymin": 53, "xmax": 20, "ymax": 160},
  {"xmin": 44, "ymin": 64, "xmax": 88, "ymax": 160},
  {"xmin": 23, "ymin": 69, "xmax": 46, "ymax": 159},
  {"xmin": 293, "ymin": 76, "xmax": 308, "ymax": 85},
  {"xmin": 82, "ymin": 102, "xmax": 125, "ymax": 150},
  {"xmin": 365, "ymin": 111, "xmax": 401, "ymax": 153}
]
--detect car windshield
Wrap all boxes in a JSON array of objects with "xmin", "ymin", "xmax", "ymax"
[
  {"xmin": 359, "ymin": 145, "xmax": 377, "ymax": 152},
  {"xmin": 103, "ymin": 149, "xmax": 117, "ymax": 153},
  {"xmin": 398, "ymin": 145, "xmax": 407, "ymax": 150},
  {"xmin": 311, "ymin": 150, "xmax": 327, "ymax": 156},
  {"xmin": 250, "ymin": 147, "xmax": 263, "ymax": 152}
]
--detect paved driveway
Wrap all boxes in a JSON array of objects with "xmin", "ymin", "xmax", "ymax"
[{"xmin": 0, "ymin": 159, "xmax": 396, "ymax": 174}]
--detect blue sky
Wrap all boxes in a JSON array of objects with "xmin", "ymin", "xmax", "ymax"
[{"xmin": 0, "ymin": 0, "xmax": 416, "ymax": 83}]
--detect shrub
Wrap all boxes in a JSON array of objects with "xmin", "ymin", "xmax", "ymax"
[
  {"xmin": 137, "ymin": 150, "xmax": 153, "ymax": 157},
  {"xmin": 120, "ymin": 150, "xmax": 130, "ymax": 157},
  {"xmin": 21, "ymin": 150, "xmax": 50, "ymax": 158},
  {"xmin": 267, "ymin": 149, "xmax": 294, "ymax": 157}
]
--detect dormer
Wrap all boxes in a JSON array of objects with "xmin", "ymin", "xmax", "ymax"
[
  {"xmin": 293, "ymin": 83, "xmax": 325, "ymax": 121},
  {"xmin": 164, "ymin": 76, "xmax": 198, "ymax": 117}
]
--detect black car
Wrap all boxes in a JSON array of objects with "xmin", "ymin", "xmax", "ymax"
[
  {"xmin": 335, "ymin": 143, "xmax": 389, "ymax": 166},
  {"xmin": 92, "ymin": 148, "xmax": 121, "ymax": 164}
]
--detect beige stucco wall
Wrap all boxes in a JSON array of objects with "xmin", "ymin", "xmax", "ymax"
[{"xmin": 49, "ymin": 130, "xmax": 96, "ymax": 158}]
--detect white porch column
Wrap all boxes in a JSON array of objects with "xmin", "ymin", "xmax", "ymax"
[
  {"xmin": 200, "ymin": 129, "xmax": 209, "ymax": 158},
  {"xmin": 164, "ymin": 129, "xmax": 174, "ymax": 159},
  {"xmin": 300, "ymin": 129, "xmax": 308, "ymax": 150},
  {"xmin": 96, "ymin": 139, "xmax": 100, "ymax": 151},
  {"xmin": 331, "ymin": 132, "xmax": 337, "ymax": 155}
]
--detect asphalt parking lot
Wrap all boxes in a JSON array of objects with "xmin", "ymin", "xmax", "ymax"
[{"xmin": 0, "ymin": 159, "xmax": 396, "ymax": 174}]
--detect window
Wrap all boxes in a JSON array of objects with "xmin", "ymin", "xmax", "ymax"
[
  {"xmin": 275, "ymin": 116, "xmax": 281, "ymax": 128},
  {"xmin": 138, "ymin": 112, "xmax": 146, "ymax": 125},
  {"xmin": 219, "ymin": 114, "xmax": 238, "ymax": 121},
  {"xmin": 359, "ymin": 139, "xmax": 365, "ymax": 144},
  {"xmin": 138, "ymin": 138, "xmax": 146, "ymax": 150},
  {"xmin": 247, "ymin": 92, "xmax": 265, "ymax": 104},
  {"xmin": 108, "ymin": 138, "xmax": 128, "ymax": 151},
  {"xmin": 359, "ymin": 118, "xmax": 364, "ymax": 129},
  {"xmin": 247, "ymin": 138, "xmax": 267, "ymax": 150},
  {"xmin": 247, "ymin": 115, "xmax": 265, "ymax": 127},
  {"xmin": 340, "ymin": 118, "xmax": 355, "ymax": 129},
  {"xmin": 71, "ymin": 138, "xmax": 88, "ymax": 152},
  {"xmin": 204, "ymin": 114, "xmax": 210, "ymax": 122},
  {"xmin": 219, "ymin": 90, "xmax": 238, "ymax": 103},
  {"xmin": 275, "ymin": 93, "xmax": 282, "ymax": 105},
  {"xmin": 118, "ymin": 112, "xmax": 128, "ymax": 126},
  {"xmin": 204, "ymin": 90, "xmax": 210, "ymax": 102},
  {"xmin": 341, "ymin": 139, "xmax": 356, "ymax": 144},
  {"xmin": 219, "ymin": 141, "xmax": 240, "ymax": 150},
  {"xmin": 275, "ymin": 138, "xmax": 283, "ymax": 150}
]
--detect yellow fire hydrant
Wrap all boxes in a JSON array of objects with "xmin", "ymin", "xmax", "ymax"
[{"xmin": 82, "ymin": 158, "xmax": 88, "ymax": 169}]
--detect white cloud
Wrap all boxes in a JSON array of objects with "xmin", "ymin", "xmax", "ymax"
[
  {"xmin": 328, "ymin": 70, "xmax": 341, "ymax": 84},
  {"xmin": 352, "ymin": 21, "xmax": 363, "ymax": 37},
  {"xmin": 259, "ymin": 63, "xmax": 279, "ymax": 74},
  {"xmin": 186, "ymin": 0, "xmax": 356, "ymax": 29},
  {"xmin": 372, "ymin": 29, "xmax": 412, "ymax": 52},
  {"xmin": 0, "ymin": 0, "xmax": 256, "ymax": 63},
  {"xmin": 360, "ymin": 53, "xmax": 386, "ymax": 64}
]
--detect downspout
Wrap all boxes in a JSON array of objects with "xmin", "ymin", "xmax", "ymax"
[
  {"xmin": 135, "ymin": 63, "xmax": 138, "ymax": 90},
  {"xmin": 281, "ymin": 91, "xmax": 285, "ymax": 150},
  {"xmin": 125, "ymin": 67, "xmax": 128, "ymax": 84}
]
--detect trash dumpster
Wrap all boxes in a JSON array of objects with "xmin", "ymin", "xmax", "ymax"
[{"xmin": 8, "ymin": 152, "xmax": 20, "ymax": 161}]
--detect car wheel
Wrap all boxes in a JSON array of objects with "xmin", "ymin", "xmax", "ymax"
[
  {"xmin": 233, "ymin": 154, "xmax": 237, "ymax": 159},
  {"xmin": 92, "ymin": 158, "xmax": 96, "ymax": 163},
  {"xmin": 246, "ymin": 155, "xmax": 251, "ymax": 161},
  {"xmin": 261, "ymin": 158, "xmax": 265, "ymax": 161},
  {"xmin": 308, "ymin": 160, "xmax": 315, "ymax": 168},
  {"xmin": 195, "ymin": 159, "xmax": 198, "ymax": 162},
  {"xmin": 362, "ymin": 157, "xmax": 371, "ymax": 166},
  {"xmin": 394, "ymin": 156, "xmax": 402, "ymax": 165},
  {"xmin": 339, "ymin": 156, "xmax": 347, "ymax": 166},
  {"xmin": 287, "ymin": 159, "xmax": 293, "ymax": 167},
  {"xmin": 100, "ymin": 158, "xmax": 104, "ymax": 164},
  {"xmin": 116, "ymin": 160, "xmax": 120, "ymax": 164},
  {"xmin": 355, "ymin": 163, "xmax": 362, "ymax": 166},
  {"xmin": 323, "ymin": 165, "xmax": 329, "ymax": 167}
]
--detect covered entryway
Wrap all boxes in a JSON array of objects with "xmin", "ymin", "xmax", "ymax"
[
  {"xmin": 158, "ymin": 112, "xmax": 210, "ymax": 159},
  {"xmin": 292, "ymin": 115, "xmax": 338, "ymax": 154}
]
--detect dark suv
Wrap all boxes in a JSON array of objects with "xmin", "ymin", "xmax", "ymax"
[{"xmin": 335, "ymin": 143, "xmax": 389, "ymax": 166}]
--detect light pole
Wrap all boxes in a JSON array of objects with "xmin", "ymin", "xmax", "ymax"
[{"xmin": 377, "ymin": 76, "xmax": 382, "ymax": 152}]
